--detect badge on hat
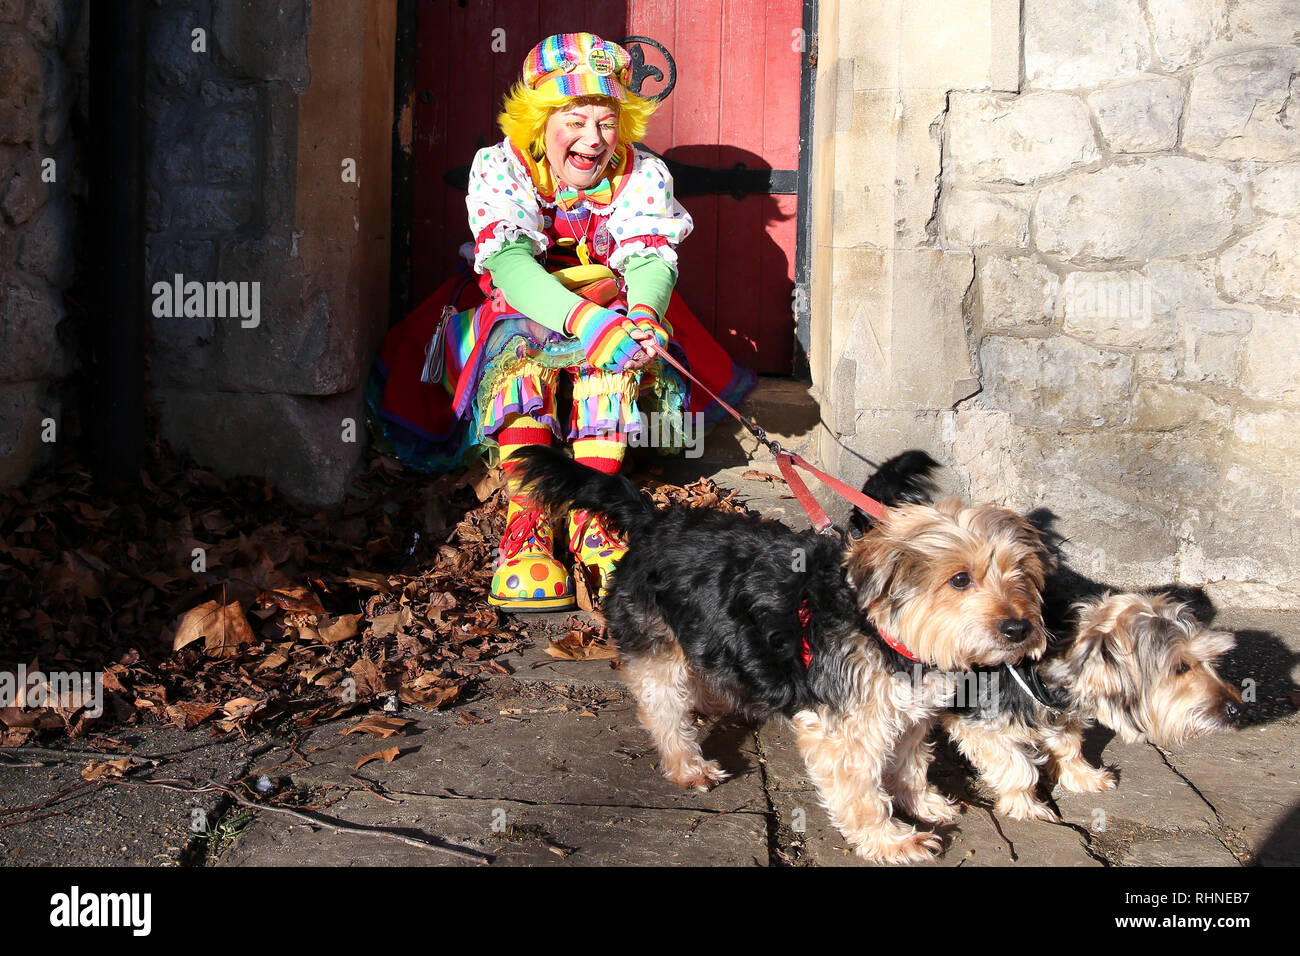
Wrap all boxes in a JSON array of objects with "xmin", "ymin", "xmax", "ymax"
[{"xmin": 587, "ymin": 46, "xmax": 616, "ymax": 77}]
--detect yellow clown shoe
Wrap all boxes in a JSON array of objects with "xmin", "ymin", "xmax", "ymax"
[
  {"xmin": 568, "ymin": 509, "xmax": 628, "ymax": 601},
  {"xmin": 489, "ymin": 496, "xmax": 576, "ymax": 612}
]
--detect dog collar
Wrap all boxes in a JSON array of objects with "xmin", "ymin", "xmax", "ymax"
[
  {"xmin": 801, "ymin": 602, "xmax": 921, "ymax": 667},
  {"xmin": 866, "ymin": 603, "xmax": 920, "ymax": 662},
  {"xmin": 878, "ymin": 628, "xmax": 920, "ymax": 662},
  {"xmin": 1003, "ymin": 660, "xmax": 1064, "ymax": 711}
]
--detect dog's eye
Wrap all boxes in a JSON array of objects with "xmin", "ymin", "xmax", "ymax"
[
  {"xmin": 1175, "ymin": 661, "xmax": 1191, "ymax": 676},
  {"xmin": 948, "ymin": 572, "xmax": 971, "ymax": 590}
]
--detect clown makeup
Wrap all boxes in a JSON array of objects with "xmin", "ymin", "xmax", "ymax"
[{"xmin": 544, "ymin": 101, "xmax": 619, "ymax": 189}]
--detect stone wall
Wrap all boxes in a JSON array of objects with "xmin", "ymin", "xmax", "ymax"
[
  {"xmin": 0, "ymin": 0, "xmax": 82, "ymax": 486},
  {"xmin": 814, "ymin": 0, "xmax": 1299, "ymax": 608},
  {"xmin": 809, "ymin": 0, "xmax": 1019, "ymax": 497},
  {"xmin": 146, "ymin": 0, "xmax": 395, "ymax": 506}
]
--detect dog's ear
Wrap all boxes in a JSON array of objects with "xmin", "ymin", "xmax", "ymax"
[
  {"xmin": 1068, "ymin": 624, "xmax": 1130, "ymax": 700},
  {"xmin": 1067, "ymin": 595, "xmax": 1144, "ymax": 692},
  {"xmin": 1009, "ymin": 511, "xmax": 1056, "ymax": 587},
  {"xmin": 843, "ymin": 531, "xmax": 905, "ymax": 608},
  {"xmin": 1188, "ymin": 627, "xmax": 1236, "ymax": 662}
]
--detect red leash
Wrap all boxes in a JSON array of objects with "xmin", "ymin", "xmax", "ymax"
[
  {"xmin": 646, "ymin": 343, "xmax": 921, "ymax": 664},
  {"xmin": 645, "ymin": 343, "xmax": 885, "ymax": 534}
]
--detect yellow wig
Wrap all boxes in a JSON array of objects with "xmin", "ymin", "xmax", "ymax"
[{"xmin": 498, "ymin": 82, "xmax": 659, "ymax": 160}]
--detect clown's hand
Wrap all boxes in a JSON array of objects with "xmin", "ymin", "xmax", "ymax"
[
  {"xmin": 565, "ymin": 302, "xmax": 646, "ymax": 372},
  {"xmin": 627, "ymin": 305, "xmax": 670, "ymax": 353}
]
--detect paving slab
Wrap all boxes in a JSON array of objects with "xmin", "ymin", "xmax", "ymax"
[
  {"xmin": 3, "ymin": 450, "xmax": 1297, "ymax": 868},
  {"xmin": 1052, "ymin": 733, "xmax": 1218, "ymax": 832},
  {"xmin": 216, "ymin": 791, "xmax": 769, "ymax": 867},
  {"xmin": 660, "ymin": 377, "xmax": 819, "ymax": 472},
  {"xmin": 1120, "ymin": 830, "xmax": 1240, "ymax": 867},
  {"xmin": 263, "ymin": 694, "xmax": 766, "ymax": 815},
  {"xmin": 491, "ymin": 622, "xmax": 628, "ymax": 693},
  {"xmin": 768, "ymin": 784, "xmax": 1101, "ymax": 867},
  {"xmin": 1154, "ymin": 722, "xmax": 1300, "ymax": 864}
]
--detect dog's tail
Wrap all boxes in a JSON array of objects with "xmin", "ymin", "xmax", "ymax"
[
  {"xmin": 508, "ymin": 445, "xmax": 656, "ymax": 538},
  {"xmin": 850, "ymin": 450, "xmax": 942, "ymax": 534}
]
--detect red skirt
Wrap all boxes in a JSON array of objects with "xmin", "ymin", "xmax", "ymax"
[{"xmin": 365, "ymin": 268, "xmax": 757, "ymax": 473}]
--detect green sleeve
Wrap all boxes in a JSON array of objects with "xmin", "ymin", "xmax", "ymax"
[
  {"xmin": 482, "ymin": 238, "xmax": 583, "ymax": 335},
  {"xmin": 622, "ymin": 253, "xmax": 678, "ymax": 325}
]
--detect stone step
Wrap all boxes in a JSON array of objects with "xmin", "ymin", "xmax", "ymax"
[{"xmin": 656, "ymin": 376, "xmax": 822, "ymax": 474}]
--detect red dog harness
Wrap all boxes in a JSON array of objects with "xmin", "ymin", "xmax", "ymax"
[
  {"xmin": 797, "ymin": 600, "xmax": 920, "ymax": 668},
  {"xmin": 798, "ymin": 599, "xmax": 814, "ymax": 668}
]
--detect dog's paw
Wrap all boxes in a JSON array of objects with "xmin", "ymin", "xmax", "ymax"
[
  {"xmin": 854, "ymin": 826, "xmax": 942, "ymax": 864},
  {"xmin": 909, "ymin": 789, "xmax": 961, "ymax": 825},
  {"xmin": 995, "ymin": 792, "xmax": 1060, "ymax": 823},
  {"xmin": 668, "ymin": 759, "xmax": 729, "ymax": 792},
  {"xmin": 1059, "ymin": 765, "xmax": 1116, "ymax": 794}
]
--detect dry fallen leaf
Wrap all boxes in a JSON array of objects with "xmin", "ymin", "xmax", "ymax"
[
  {"xmin": 572, "ymin": 569, "xmax": 597, "ymax": 614},
  {"xmin": 259, "ymin": 587, "xmax": 326, "ymax": 614},
  {"xmin": 546, "ymin": 631, "xmax": 619, "ymax": 661},
  {"xmin": 81, "ymin": 757, "xmax": 134, "ymax": 781},
  {"xmin": 165, "ymin": 701, "xmax": 220, "ymax": 729},
  {"xmin": 172, "ymin": 600, "xmax": 222, "ymax": 651},
  {"xmin": 256, "ymin": 651, "xmax": 289, "ymax": 672},
  {"xmin": 320, "ymin": 613, "xmax": 363, "ymax": 644},
  {"xmin": 467, "ymin": 464, "xmax": 503, "ymax": 502},
  {"xmin": 368, "ymin": 611, "xmax": 402, "ymax": 639},
  {"xmin": 355, "ymin": 746, "xmax": 401, "ymax": 770},
  {"xmin": 222, "ymin": 697, "xmax": 266, "ymax": 720},
  {"xmin": 339, "ymin": 568, "xmax": 395, "ymax": 593},
  {"xmin": 342, "ymin": 715, "xmax": 412, "ymax": 738},
  {"xmin": 0, "ymin": 440, "xmax": 726, "ymax": 746},
  {"xmin": 741, "ymin": 469, "xmax": 786, "ymax": 484},
  {"xmin": 399, "ymin": 674, "xmax": 460, "ymax": 709},
  {"xmin": 172, "ymin": 600, "xmax": 256, "ymax": 658}
]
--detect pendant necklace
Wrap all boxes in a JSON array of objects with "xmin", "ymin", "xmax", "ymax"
[{"xmin": 554, "ymin": 198, "xmax": 593, "ymax": 266}]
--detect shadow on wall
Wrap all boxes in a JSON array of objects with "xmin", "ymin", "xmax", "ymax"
[{"xmin": 657, "ymin": 143, "xmax": 795, "ymax": 376}]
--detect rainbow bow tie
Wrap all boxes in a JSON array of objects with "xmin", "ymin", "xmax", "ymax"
[{"xmin": 556, "ymin": 178, "xmax": 614, "ymax": 210}]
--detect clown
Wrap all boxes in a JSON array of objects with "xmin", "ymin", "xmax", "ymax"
[{"xmin": 368, "ymin": 33, "xmax": 755, "ymax": 612}]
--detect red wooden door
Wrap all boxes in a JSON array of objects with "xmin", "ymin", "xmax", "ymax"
[{"xmin": 412, "ymin": 0, "xmax": 803, "ymax": 374}]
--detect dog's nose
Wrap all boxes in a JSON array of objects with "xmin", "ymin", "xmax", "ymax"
[
  {"xmin": 999, "ymin": 619, "xmax": 1030, "ymax": 643},
  {"xmin": 1224, "ymin": 699, "xmax": 1241, "ymax": 722}
]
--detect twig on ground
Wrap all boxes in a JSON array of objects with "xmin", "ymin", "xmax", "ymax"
[
  {"xmin": 106, "ymin": 777, "xmax": 491, "ymax": 864},
  {"xmin": 347, "ymin": 774, "xmax": 401, "ymax": 804},
  {"xmin": 0, "ymin": 780, "xmax": 100, "ymax": 816}
]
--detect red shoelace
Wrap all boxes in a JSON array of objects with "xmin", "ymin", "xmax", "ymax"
[{"xmin": 500, "ymin": 506, "xmax": 546, "ymax": 559}]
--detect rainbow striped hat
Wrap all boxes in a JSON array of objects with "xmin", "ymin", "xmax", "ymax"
[{"xmin": 522, "ymin": 33, "xmax": 633, "ymax": 101}]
